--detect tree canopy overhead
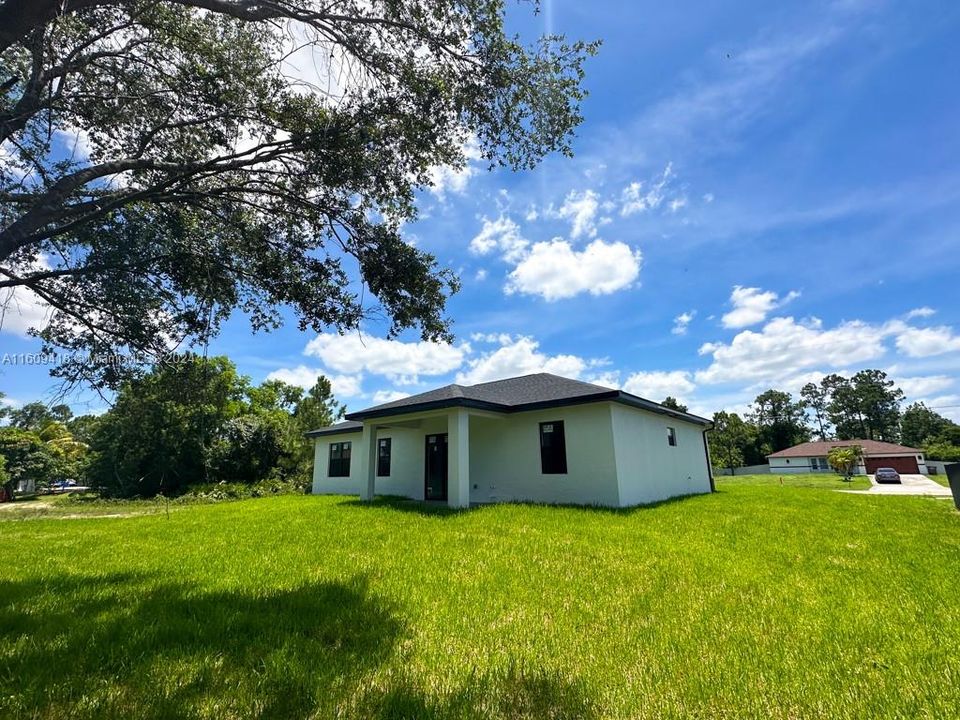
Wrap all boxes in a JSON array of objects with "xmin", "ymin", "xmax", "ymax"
[{"xmin": 0, "ymin": 0, "xmax": 598, "ymax": 389}]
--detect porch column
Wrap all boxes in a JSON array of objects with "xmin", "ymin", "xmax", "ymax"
[
  {"xmin": 448, "ymin": 408, "xmax": 470, "ymax": 508},
  {"xmin": 359, "ymin": 423, "xmax": 377, "ymax": 501}
]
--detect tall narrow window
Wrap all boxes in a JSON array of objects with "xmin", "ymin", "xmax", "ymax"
[
  {"xmin": 667, "ymin": 427, "xmax": 677, "ymax": 447},
  {"xmin": 377, "ymin": 438, "xmax": 392, "ymax": 477},
  {"xmin": 328, "ymin": 441, "xmax": 352, "ymax": 477},
  {"xmin": 539, "ymin": 421, "xmax": 568, "ymax": 474}
]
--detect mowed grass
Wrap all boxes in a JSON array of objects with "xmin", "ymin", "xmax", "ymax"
[
  {"xmin": 2, "ymin": 483, "xmax": 959, "ymax": 719},
  {"xmin": 719, "ymin": 471, "xmax": 872, "ymax": 490}
]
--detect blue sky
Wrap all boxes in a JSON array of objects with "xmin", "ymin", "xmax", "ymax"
[{"xmin": 3, "ymin": 0, "xmax": 960, "ymax": 421}]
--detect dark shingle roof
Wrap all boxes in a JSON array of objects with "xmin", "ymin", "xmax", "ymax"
[
  {"xmin": 304, "ymin": 420, "xmax": 363, "ymax": 438},
  {"xmin": 332, "ymin": 373, "xmax": 709, "ymax": 426},
  {"xmin": 768, "ymin": 439, "xmax": 922, "ymax": 458},
  {"xmin": 359, "ymin": 373, "xmax": 613, "ymax": 415}
]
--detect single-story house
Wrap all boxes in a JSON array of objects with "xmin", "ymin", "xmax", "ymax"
[
  {"xmin": 307, "ymin": 373, "xmax": 714, "ymax": 508},
  {"xmin": 767, "ymin": 440, "xmax": 927, "ymax": 475}
]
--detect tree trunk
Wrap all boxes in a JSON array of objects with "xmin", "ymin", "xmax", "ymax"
[{"xmin": 1, "ymin": 480, "xmax": 16, "ymax": 502}]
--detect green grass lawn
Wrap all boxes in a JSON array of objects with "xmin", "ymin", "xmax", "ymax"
[
  {"xmin": 2, "ymin": 484, "xmax": 959, "ymax": 719},
  {"xmin": 928, "ymin": 473, "xmax": 951, "ymax": 488},
  {"xmin": 718, "ymin": 471, "xmax": 872, "ymax": 490}
]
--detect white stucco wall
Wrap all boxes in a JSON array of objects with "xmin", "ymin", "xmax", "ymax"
[
  {"xmin": 769, "ymin": 456, "xmax": 858, "ymax": 474},
  {"xmin": 311, "ymin": 402, "xmax": 711, "ymax": 507},
  {"xmin": 311, "ymin": 432, "xmax": 364, "ymax": 494},
  {"xmin": 610, "ymin": 404, "xmax": 711, "ymax": 505},
  {"xmin": 468, "ymin": 403, "xmax": 620, "ymax": 506},
  {"xmin": 311, "ymin": 420, "xmax": 445, "ymax": 499},
  {"xmin": 769, "ymin": 456, "xmax": 822, "ymax": 474}
]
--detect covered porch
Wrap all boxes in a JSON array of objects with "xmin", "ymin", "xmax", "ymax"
[{"xmin": 355, "ymin": 407, "xmax": 502, "ymax": 508}]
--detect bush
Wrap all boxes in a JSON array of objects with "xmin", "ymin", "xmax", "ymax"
[
  {"xmin": 209, "ymin": 415, "xmax": 289, "ymax": 485},
  {"xmin": 177, "ymin": 479, "xmax": 304, "ymax": 503},
  {"xmin": 0, "ymin": 427, "xmax": 62, "ymax": 491},
  {"xmin": 923, "ymin": 442, "xmax": 960, "ymax": 462}
]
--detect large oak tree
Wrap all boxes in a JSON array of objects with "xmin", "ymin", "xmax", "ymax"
[{"xmin": 0, "ymin": 0, "xmax": 596, "ymax": 388}]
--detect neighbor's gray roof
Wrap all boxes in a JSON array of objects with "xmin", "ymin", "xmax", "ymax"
[{"xmin": 325, "ymin": 373, "xmax": 710, "ymax": 426}]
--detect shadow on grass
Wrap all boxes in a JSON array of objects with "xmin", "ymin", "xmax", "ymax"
[
  {"xmin": 357, "ymin": 664, "xmax": 598, "ymax": 720},
  {"xmin": 338, "ymin": 491, "xmax": 708, "ymax": 519},
  {"xmin": 1, "ymin": 572, "xmax": 600, "ymax": 719},
  {"xmin": 0, "ymin": 572, "xmax": 403, "ymax": 718}
]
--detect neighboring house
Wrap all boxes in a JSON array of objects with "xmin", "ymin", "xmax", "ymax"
[
  {"xmin": 307, "ymin": 373, "xmax": 713, "ymax": 508},
  {"xmin": 767, "ymin": 440, "xmax": 927, "ymax": 475}
]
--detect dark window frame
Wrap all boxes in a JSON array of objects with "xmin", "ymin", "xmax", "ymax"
[
  {"xmin": 539, "ymin": 420, "xmax": 568, "ymax": 474},
  {"xmin": 328, "ymin": 441, "xmax": 352, "ymax": 477},
  {"xmin": 667, "ymin": 426, "xmax": 677, "ymax": 447},
  {"xmin": 377, "ymin": 437, "xmax": 392, "ymax": 477}
]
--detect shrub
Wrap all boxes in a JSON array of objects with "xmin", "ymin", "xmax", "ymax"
[
  {"xmin": 209, "ymin": 415, "xmax": 289, "ymax": 485},
  {"xmin": 0, "ymin": 427, "xmax": 62, "ymax": 491},
  {"xmin": 923, "ymin": 442, "xmax": 960, "ymax": 462}
]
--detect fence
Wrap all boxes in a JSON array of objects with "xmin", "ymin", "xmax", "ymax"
[
  {"xmin": 925, "ymin": 460, "xmax": 958, "ymax": 476},
  {"xmin": 715, "ymin": 463, "xmax": 770, "ymax": 476}
]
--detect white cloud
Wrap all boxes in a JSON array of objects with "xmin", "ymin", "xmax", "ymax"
[
  {"xmin": 620, "ymin": 163, "xmax": 675, "ymax": 216},
  {"xmin": 585, "ymin": 370, "xmax": 621, "ymax": 389},
  {"xmin": 265, "ymin": 365, "xmax": 363, "ymax": 397},
  {"xmin": 553, "ymin": 189, "xmax": 600, "ymax": 239},
  {"xmin": 371, "ymin": 389, "xmax": 410, "ymax": 404},
  {"xmin": 469, "ymin": 216, "xmax": 528, "ymax": 262},
  {"xmin": 622, "ymin": 370, "xmax": 696, "ymax": 402},
  {"xmin": 905, "ymin": 307, "xmax": 935, "ymax": 320},
  {"xmin": 697, "ymin": 316, "xmax": 897, "ymax": 385},
  {"xmin": 474, "ymin": 268, "xmax": 488, "ymax": 281},
  {"xmin": 721, "ymin": 285, "xmax": 800, "ymax": 329},
  {"xmin": 456, "ymin": 336, "xmax": 593, "ymax": 386},
  {"xmin": 895, "ymin": 375, "xmax": 955, "ymax": 401},
  {"xmin": 0, "ymin": 286, "xmax": 51, "ymax": 338},
  {"xmin": 54, "ymin": 126, "xmax": 92, "ymax": 162},
  {"xmin": 668, "ymin": 197, "xmax": 688, "ymax": 213},
  {"xmin": 305, "ymin": 332, "xmax": 468, "ymax": 384},
  {"xmin": 470, "ymin": 332, "xmax": 513, "ymax": 345},
  {"xmin": 894, "ymin": 326, "xmax": 960, "ymax": 358},
  {"xmin": 0, "ymin": 254, "xmax": 53, "ymax": 338},
  {"xmin": 703, "ymin": 193, "xmax": 715, "ymax": 203},
  {"xmin": 672, "ymin": 310, "xmax": 696, "ymax": 336},
  {"xmin": 925, "ymin": 395, "xmax": 960, "ymax": 423},
  {"xmin": 427, "ymin": 163, "xmax": 477, "ymax": 198},
  {"xmin": 505, "ymin": 238, "xmax": 642, "ymax": 301},
  {"xmin": 427, "ymin": 136, "xmax": 482, "ymax": 199}
]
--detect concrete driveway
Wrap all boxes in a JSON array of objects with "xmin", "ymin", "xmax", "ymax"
[{"xmin": 858, "ymin": 474, "xmax": 952, "ymax": 497}]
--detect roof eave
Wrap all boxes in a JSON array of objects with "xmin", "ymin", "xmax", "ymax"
[
  {"xmin": 304, "ymin": 426, "xmax": 364, "ymax": 438},
  {"xmin": 345, "ymin": 397, "xmax": 510, "ymax": 421},
  {"xmin": 344, "ymin": 389, "xmax": 711, "ymax": 425},
  {"xmin": 612, "ymin": 392, "xmax": 712, "ymax": 426}
]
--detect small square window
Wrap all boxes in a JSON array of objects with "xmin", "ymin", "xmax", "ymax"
[{"xmin": 667, "ymin": 427, "xmax": 677, "ymax": 446}]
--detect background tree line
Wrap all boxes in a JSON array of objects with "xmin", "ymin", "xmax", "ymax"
[
  {"xmin": 0, "ymin": 355, "xmax": 342, "ymax": 499},
  {"xmin": 705, "ymin": 369, "xmax": 960, "ymax": 472}
]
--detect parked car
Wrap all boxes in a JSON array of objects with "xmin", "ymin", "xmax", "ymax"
[
  {"xmin": 46, "ymin": 480, "xmax": 78, "ymax": 494},
  {"xmin": 874, "ymin": 467, "xmax": 901, "ymax": 484}
]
